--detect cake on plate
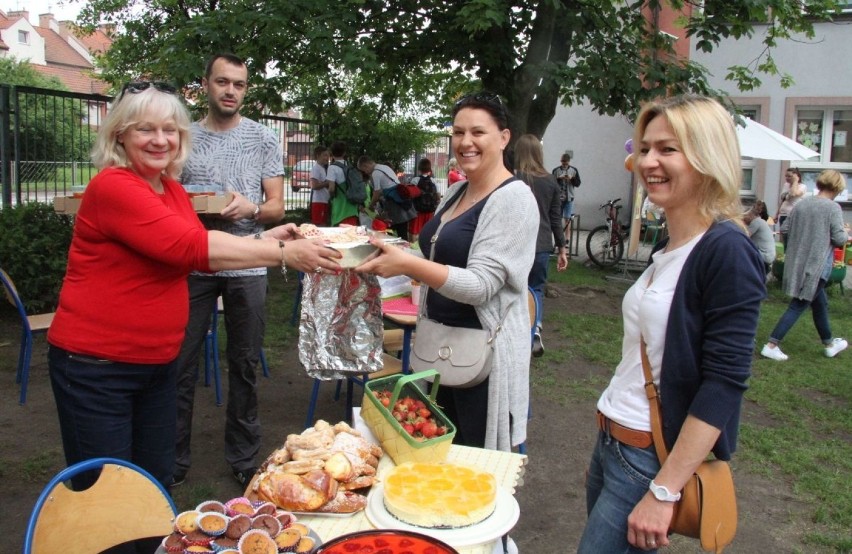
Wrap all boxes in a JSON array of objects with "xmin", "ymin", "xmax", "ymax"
[{"xmin": 382, "ymin": 462, "xmax": 497, "ymax": 528}]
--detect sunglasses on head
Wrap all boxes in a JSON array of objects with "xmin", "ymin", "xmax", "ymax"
[
  {"xmin": 455, "ymin": 91, "xmax": 504, "ymax": 107},
  {"xmin": 119, "ymin": 81, "xmax": 177, "ymax": 98}
]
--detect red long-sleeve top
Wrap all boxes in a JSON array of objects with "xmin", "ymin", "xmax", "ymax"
[{"xmin": 48, "ymin": 168, "xmax": 211, "ymax": 364}]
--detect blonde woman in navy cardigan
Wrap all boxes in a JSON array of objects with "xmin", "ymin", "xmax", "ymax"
[{"xmin": 578, "ymin": 96, "xmax": 765, "ymax": 553}]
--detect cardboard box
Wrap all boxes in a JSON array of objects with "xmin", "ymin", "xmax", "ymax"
[
  {"xmin": 191, "ymin": 192, "xmax": 234, "ymax": 214},
  {"xmin": 53, "ymin": 195, "xmax": 83, "ymax": 214}
]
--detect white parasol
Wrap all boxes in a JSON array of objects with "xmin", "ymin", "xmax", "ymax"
[{"xmin": 735, "ymin": 118, "xmax": 820, "ymax": 161}]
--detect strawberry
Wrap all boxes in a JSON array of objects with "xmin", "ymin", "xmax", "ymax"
[
  {"xmin": 380, "ymin": 397, "xmax": 390, "ymax": 408},
  {"xmin": 417, "ymin": 407, "xmax": 431, "ymax": 419},
  {"xmin": 402, "ymin": 423, "xmax": 414, "ymax": 435},
  {"xmin": 436, "ymin": 425, "xmax": 449, "ymax": 436},
  {"xmin": 421, "ymin": 421, "xmax": 438, "ymax": 438}
]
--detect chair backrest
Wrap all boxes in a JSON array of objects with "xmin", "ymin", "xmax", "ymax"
[
  {"xmin": 0, "ymin": 268, "xmax": 31, "ymax": 331},
  {"xmin": 23, "ymin": 457, "xmax": 177, "ymax": 554}
]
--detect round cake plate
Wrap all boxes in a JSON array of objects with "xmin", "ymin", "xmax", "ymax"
[{"xmin": 365, "ymin": 484, "xmax": 520, "ymax": 548}]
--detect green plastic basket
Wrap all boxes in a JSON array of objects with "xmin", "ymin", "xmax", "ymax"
[{"xmin": 362, "ymin": 369, "xmax": 456, "ymax": 465}]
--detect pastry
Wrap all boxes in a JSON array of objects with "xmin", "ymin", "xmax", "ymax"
[
  {"xmin": 382, "ymin": 462, "xmax": 497, "ymax": 528},
  {"xmin": 255, "ymin": 469, "xmax": 338, "ymax": 512}
]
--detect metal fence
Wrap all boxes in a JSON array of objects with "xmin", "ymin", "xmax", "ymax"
[
  {"xmin": 0, "ymin": 84, "xmax": 321, "ymax": 211},
  {"xmin": 0, "ymin": 84, "xmax": 454, "ymax": 211}
]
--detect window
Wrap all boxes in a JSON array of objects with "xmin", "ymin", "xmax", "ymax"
[
  {"xmin": 739, "ymin": 108, "xmax": 759, "ymax": 196},
  {"xmin": 795, "ymin": 107, "xmax": 852, "ymax": 165},
  {"xmin": 18, "ymin": 30, "xmax": 29, "ymax": 44}
]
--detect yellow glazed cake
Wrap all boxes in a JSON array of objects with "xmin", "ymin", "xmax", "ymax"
[{"xmin": 382, "ymin": 462, "xmax": 497, "ymax": 528}]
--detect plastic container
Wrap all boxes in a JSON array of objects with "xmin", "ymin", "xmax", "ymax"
[
  {"xmin": 314, "ymin": 529, "xmax": 458, "ymax": 554},
  {"xmin": 361, "ymin": 369, "xmax": 456, "ymax": 465}
]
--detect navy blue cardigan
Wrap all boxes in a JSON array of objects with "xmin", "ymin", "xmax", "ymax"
[{"xmin": 651, "ymin": 220, "xmax": 766, "ymax": 460}]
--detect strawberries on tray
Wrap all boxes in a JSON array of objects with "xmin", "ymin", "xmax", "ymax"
[{"xmin": 372, "ymin": 391, "xmax": 449, "ymax": 441}]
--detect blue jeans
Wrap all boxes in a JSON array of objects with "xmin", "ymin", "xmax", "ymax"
[
  {"xmin": 578, "ymin": 431, "xmax": 661, "ymax": 553},
  {"xmin": 562, "ymin": 200, "xmax": 575, "ymax": 219},
  {"xmin": 528, "ymin": 251, "xmax": 552, "ymax": 320},
  {"xmin": 48, "ymin": 346, "xmax": 177, "ymax": 491},
  {"xmin": 175, "ymin": 274, "xmax": 267, "ymax": 475},
  {"xmin": 769, "ymin": 279, "xmax": 833, "ymax": 344}
]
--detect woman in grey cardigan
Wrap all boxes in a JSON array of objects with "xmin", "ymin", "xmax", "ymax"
[
  {"xmin": 358, "ymin": 92, "xmax": 538, "ymax": 451},
  {"xmin": 761, "ymin": 170, "xmax": 848, "ymax": 360}
]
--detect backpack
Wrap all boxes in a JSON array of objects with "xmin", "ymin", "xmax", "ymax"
[
  {"xmin": 412, "ymin": 174, "xmax": 440, "ymax": 213},
  {"xmin": 375, "ymin": 167, "xmax": 412, "ymax": 210},
  {"xmin": 331, "ymin": 161, "xmax": 368, "ymax": 205}
]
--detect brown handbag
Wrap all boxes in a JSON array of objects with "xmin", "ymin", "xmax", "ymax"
[{"xmin": 640, "ymin": 340, "xmax": 738, "ymax": 553}]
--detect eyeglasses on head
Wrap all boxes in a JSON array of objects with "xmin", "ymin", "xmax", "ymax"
[{"xmin": 119, "ymin": 81, "xmax": 177, "ymax": 98}]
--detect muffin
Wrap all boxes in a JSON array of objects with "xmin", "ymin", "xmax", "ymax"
[
  {"xmin": 225, "ymin": 497, "xmax": 255, "ymax": 517},
  {"xmin": 225, "ymin": 514, "xmax": 252, "ymax": 540},
  {"xmin": 161, "ymin": 532, "xmax": 185, "ymax": 553},
  {"xmin": 237, "ymin": 529, "xmax": 277, "ymax": 554},
  {"xmin": 197, "ymin": 512, "xmax": 228, "ymax": 536},
  {"xmin": 175, "ymin": 510, "xmax": 202, "ymax": 534},
  {"xmin": 196, "ymin": 500, "xmax": 227, "ymax": 514},
  {"xmin": 250, "ymin": 514, "xmax": 281, "ymax": 537},
  {"xmin": 273, "ymin": 528, "xmax": 302, "ymax": 551}
]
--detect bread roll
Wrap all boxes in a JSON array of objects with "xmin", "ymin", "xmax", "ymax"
[{"xmin": 255, "ymin": 469, "xmax": 338, "ymax": 512}]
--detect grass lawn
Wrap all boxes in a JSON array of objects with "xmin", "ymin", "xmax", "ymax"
[{"xmin": 535, "ymin": 261, "xmax": 852, "ymax": 551}]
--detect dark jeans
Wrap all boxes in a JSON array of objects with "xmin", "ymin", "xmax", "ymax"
[
  {"xmin": 47, "ymin": 346, "xmax": 177, "ymax": 491},
  {"xmin": 527, "ymin": 250, "xmax": 551, "ymax": 320},
  {"xmin": 175, "ymin": 274, "xmax": 267, "ymax": 475},
  {"xmin": 769, "ymin": 279, "xmax": 833, "ymax": 344}
]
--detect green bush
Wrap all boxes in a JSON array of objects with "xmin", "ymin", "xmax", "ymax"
[{"xmin": 0, "ymin": 202, "xmax": 73, "ymax": 312}]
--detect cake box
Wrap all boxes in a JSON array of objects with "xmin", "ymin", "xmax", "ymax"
[{"xmin": 361, "ymin": 369, "xmax": 456, "ymax": 465}]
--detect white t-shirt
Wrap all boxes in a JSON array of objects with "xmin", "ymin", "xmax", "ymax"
[
  {"xmin": 597, "ymin": 232, "xmax": 704, "ymax": 431},
  {"xmin": 311, "ymin": 162, "xmax": 329, "ymax": 203}
]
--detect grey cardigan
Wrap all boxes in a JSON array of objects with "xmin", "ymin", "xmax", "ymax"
[
  {"xmin": 433, "ymin": 179, "xmax": 538, "ymax": 450},
  {"xmin": 781, "ymin": 195, "xmax": 847, "ymax": 300}
]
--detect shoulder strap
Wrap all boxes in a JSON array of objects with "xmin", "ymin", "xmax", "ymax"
[
  {"xmin": 641, "ymin": 337, "xmax": 670, "ymax": 464},
  {"xmin": 375, "ymin": 166, "xmax": 398, "ymax": 183}
]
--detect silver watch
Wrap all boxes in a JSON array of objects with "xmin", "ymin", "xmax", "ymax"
[{"xmin": 649, "ymin": 480, "xmax": 681, "ymax": 502}]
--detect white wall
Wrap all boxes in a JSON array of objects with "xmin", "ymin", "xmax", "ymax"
[
  {"xmin": 692, "ymin": 21, "xmax": 852, "ymax": 222},
  {"xmin": 1, "ymin": 19, "xmax": 46, "ymax": 65},
  {"xmin": 542, "ymin": 101, "xmax": 635, "ymax": 229},
  {"xmin": 546, "ymin": 20, "xmax": 852, "ymax": 228}
]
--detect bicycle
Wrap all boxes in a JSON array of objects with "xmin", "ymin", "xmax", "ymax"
[{"xmin": 585, "ymin": 198, "xmax": 626, "ymax": 268}]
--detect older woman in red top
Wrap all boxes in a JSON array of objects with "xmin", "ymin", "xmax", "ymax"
[{"xmin": 47, "ymin": 82, "xmax": 340, "ymax": 501}]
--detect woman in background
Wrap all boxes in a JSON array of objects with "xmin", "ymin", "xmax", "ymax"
[
  {"xmin": 578, "ymin": 95, "xmax": 765, "ymax": 552},
  {"xmin": 513, "ymin": 133, "xmax": 569, "ymax": 356},
  {"xmin": 760, "ymin": 170, "xmax": 848, "ymax": 361},
  {"xmin": 743, "ymin": 199, "xmax": 776, "ymax": 278},
  {"xmin": 447, "ymin": 157, "xmax": 465, "ymax": 186},
  {"xmin": 358, "ymin": 92, "xmax": 537, "ymax": 451},
  {"xmin": 775, "ymin": 167, "xmax": 805, "ymax": 238}
]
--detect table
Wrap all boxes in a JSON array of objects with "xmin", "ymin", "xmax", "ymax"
[
  {"xmin": 298, "ymin": 444, "xmax": 527, "ymax": 554},
  {"xmin": 381, "ymin": 299, "xmax": 417, "ymax": 374}
]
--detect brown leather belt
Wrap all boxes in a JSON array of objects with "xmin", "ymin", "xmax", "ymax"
[{"xmin": 596, "ymin": 411, "xmax": 653, "ymax": 449}]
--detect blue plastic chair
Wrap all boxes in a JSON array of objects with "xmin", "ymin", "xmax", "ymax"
[
  {"xmin": 0, "ymin": 268, "xmax": 55, "ymax": 405},
  {"xmin": 23, "ymin": 457, "xmax": 177, "ymax": 553}
]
